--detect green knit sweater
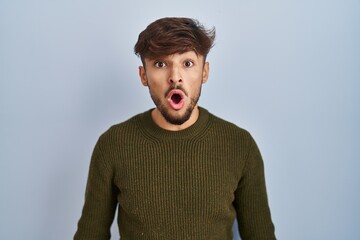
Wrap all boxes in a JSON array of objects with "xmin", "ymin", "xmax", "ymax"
[{"xmin": 74, "ymin": 107, "xmax": 275, "ymax": 240}]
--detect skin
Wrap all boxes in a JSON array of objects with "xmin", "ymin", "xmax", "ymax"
[{"xmin": 139, "ymin": 51, "xmax": 209, "ymax": 131}]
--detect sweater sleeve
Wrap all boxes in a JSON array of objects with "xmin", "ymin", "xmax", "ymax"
[
  {"xmin": 234, "ymin": 134, "xmax": 276, "ymax": 240},
  {"xmin": 74, "ymin": 137, "xmax": 118, "ymax": 240}
]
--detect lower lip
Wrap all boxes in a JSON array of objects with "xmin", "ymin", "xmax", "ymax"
[{"xmin": 168, "ymin": 98, "xmax": 185, "ymax": 110}]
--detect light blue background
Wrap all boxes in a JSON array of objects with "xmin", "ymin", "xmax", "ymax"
[{"xmin": 1, "ymin": 0, "xmax": 359, "ymax": 239}]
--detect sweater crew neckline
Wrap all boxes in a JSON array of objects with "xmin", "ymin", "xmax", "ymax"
[{"xmin": 139, "ymin": 107, "xmax": 211, "ymax": 140}]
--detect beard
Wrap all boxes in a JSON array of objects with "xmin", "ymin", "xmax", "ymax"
[{"xmin": 149, "ymin": 85, "xmax": 202, "ymax": 125}]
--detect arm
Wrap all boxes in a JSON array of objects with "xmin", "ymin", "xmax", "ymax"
[
  {"xmin": 74, "ymin": 137, "xmax": 118, "ymax": 240},
  {"xmin": 234, "ymin": 135, "xmax": 276, "ymax": 240}
]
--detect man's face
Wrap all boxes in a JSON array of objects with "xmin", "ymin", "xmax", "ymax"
[{"xmin": 139, "ymin": 51, "xmax": 209, "ymax": 125}]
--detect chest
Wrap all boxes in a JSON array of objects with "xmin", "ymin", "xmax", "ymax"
[{"xmin": 113, "ymin": 140, "xmax": 245, "ymax": 216}]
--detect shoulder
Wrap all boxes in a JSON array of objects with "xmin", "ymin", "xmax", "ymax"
[
  {"xmin": 204, "ymin": 109, "xmax": 261, "ymax": 164},
  {"xmin": 206, "ymin": 109, "xmax": 253, "ymax": 141},
  {"xmin": 96, "ymin": 110, "xmax": 149, "ymax": 146}
]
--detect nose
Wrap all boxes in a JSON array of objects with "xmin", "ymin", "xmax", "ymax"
[{"xmin": 169, "ymin": 65, "xmax": 182, "ymax": 84}]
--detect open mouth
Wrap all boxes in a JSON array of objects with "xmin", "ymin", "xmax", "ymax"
[
  {"xmin": 171, "ymin": 93, "xmax": 183, "ymax": 104},
  {"xmin": 167, "ymin": 90, "xmax": 185, "ymax": 110}
]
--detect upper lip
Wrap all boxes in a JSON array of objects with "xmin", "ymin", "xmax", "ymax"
[{"xmin": 166, "ymin": 89, "xmax": 185, "ymax": 100}]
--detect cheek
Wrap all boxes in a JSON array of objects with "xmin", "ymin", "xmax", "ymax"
[
  {"xmin": 184, "ymin": 70, "xmax": 202, "ymax": 81},
  {"xmin": 188, "ymin": 78, "xmax": 203, "ymax": 95},
  {"xmin": 147, "ymin": 78, "xmax": 167, "ymax": 95},
  {"xmin": 191, "ymin": 72, "xmax": 205, "ymax": 86},
  {"xmin": 148, "ymin": 72, "xmax": 168, "ymax": 85}
]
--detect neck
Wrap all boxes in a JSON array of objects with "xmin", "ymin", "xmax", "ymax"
[{"xmin": 151, "ymin": 106, "xmax": 200, "ymax": 131}]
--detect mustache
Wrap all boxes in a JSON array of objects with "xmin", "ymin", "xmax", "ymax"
[{"xmin": 164, "ymin": 85, "xmax": 188, "ymax": 97}]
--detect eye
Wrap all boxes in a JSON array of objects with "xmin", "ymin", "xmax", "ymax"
[
  {"xmin": 154, "ymin": 61, "xmax": 166, "ymax": 68},
  {"xmin": 184, "ymin": 60, "xmax": 194, "ymax": 68}
]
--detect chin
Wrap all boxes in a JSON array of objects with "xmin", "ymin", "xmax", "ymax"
[{"xmin": 162, "ymin": 107, "xmax": 193, "ymax": 125}]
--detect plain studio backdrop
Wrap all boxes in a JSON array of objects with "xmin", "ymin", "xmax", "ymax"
[{"xmin": 1, "ymin": 0, "xmax": 359, "ymax": 239}]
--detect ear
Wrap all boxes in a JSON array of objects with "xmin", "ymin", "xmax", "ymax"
[
  {"xmin": 202, "ymin": 62, "xmax": 210, "ymax": 84},
  {"xmin": 139, "ymin": 66, "xmax": 148, "ymax": 86}
]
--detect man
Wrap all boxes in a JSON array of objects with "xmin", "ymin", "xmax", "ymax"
[{"xmin": 74, "ymin": 17, "xmax": 276, "ymax": 239}]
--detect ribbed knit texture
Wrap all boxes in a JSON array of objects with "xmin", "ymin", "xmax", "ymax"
[{"xmin": 74, "ymin": 107, "xmax": 275, "ymax": 240}]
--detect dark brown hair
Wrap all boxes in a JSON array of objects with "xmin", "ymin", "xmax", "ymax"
[{"xmin": 134, "ymin": 17, "xmax": 215, "ymax": 64}]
